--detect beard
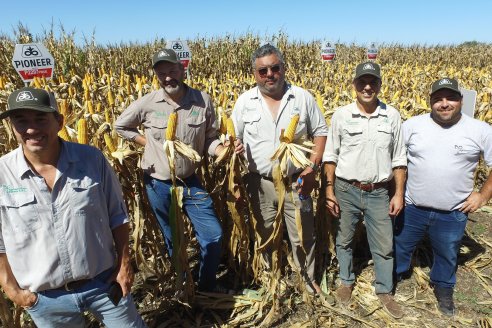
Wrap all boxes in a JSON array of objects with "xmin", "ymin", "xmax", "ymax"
[{"xmin": 161, "ymin": 78, "xmax": 183, "ymax": 97}]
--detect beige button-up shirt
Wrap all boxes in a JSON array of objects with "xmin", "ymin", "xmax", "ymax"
[
  {"xmin": 323, "ymin": 101, "xmax": 407, "ymax": 183},
  {"xmin": 232, "ymin": 84, "xmax": 328, "ymax": 178},
  {"xmin": 115, "ymin": 85, "xmax": 221, "ymax": 180}
]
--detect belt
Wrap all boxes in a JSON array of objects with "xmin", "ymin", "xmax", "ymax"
[
  {"xmin": 338, "ymin": 177, "xmax": 389, "ymax": 192},
  {"xmin": 53, "ymin": 278, "xmax": 92, "ymax": 292}
]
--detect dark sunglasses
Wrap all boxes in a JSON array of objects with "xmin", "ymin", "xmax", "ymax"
[{"xmin": 257, "ymin": 64, "xmax": 282, "ymax": 77}]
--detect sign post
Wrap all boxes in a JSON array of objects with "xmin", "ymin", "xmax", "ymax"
[
  {"xmin": 166, "ymin": 40, "xmax": 192, "ymax": 79},
  {"xmin": 12, "ymin": 43, "xmax": 55, "ymax": 85},
  {"xmin": 461, "ymin": 88, "xmax": 477, "ymax": 118},
  {"xmin": 367, "ymin": 42, "xmax": 378, "ymax": 60},
  {"xmin": 321, "ymin": 40, "xmax": 336, "ymax": 62}
]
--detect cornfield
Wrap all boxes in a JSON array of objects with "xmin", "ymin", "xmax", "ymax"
[{"xmin": 0, "ymin": 25, "xmax": 491, "ymax": 327}]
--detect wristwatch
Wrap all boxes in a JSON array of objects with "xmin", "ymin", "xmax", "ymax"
[{"xmin": 308, "ymin": 162, "xmax": 320, "ymax": 173}]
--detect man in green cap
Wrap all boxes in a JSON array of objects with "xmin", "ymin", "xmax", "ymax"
[
  {"xmin": 0, "ymin": 87, "xmax": 146, "ymax": 327},
  {"xmin": 395, "ymin": 77, "xmax": 492, "ymax": 316},
  {"xmin": 323, "ymin": 62, "xmax": 406, "ymax": 318}
]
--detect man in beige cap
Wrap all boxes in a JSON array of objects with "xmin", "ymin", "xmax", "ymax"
[
  {"xmin": 323, "ymin": 62, "xmax": 406, "ymax": 318},
  {"xmin": 115, "ymin": 49, "xmax": 235, "ymax": 292}
]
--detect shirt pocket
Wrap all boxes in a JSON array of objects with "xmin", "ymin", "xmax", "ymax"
[
  {"xmin": 375, "ymin": 123, "xmax": 393, "ymax": 149},
  {"xmin": 0, "ymin": 191, "xmax": 41, "ymax": 234},
  {"xmin": 184, "ymin": 116, "xmax": 206, "ymax": 143},
  {"xmin": 242, "ymin": 110, "xmax": 261, "ymax": 137},
  {"xmin": 67, "ymin": 178, "xmax": 102, "ymax": 217},
  {"xmin": 150, "ymin": 118, "xmax": 167, "ymax": 141},
  {"xmin": 341, "ymin": 125, "xmax": 363, "ymax": 147}
]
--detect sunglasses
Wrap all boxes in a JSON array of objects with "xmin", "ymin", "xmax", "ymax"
[{"xmin": 257, "ymin": 64, "xmax": 282, "ymax": 77}]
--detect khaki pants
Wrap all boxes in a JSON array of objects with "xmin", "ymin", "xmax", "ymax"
[{"xmin": 245, "ymin": 173, "xmax": 316, "ymax": 283}]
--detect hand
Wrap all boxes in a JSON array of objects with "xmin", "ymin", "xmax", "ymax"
[
  {"xmin": 234, "ymin": 139, "xmax": 245, "ymax": 155},
  {"xmin": 14, "ymin": 289, "xmax": 37, "ymax": 308},
  {"xmin": 110, "ymin": 261, "xmax": 134, "ymax": 297},
  {"xmin": 460, "ymin": 191, "xmax": 486, "ymax": 213},
  {"xmin": 389, "ymin": 194, "xmax": 404, "ymax": 218},
  {"xmin": 298, "ymin": 167, "xmax": 316, "ymax": 196},
  {"xmin": 325, "ymin": 192, "xmax": 340, "ymax": 218}
]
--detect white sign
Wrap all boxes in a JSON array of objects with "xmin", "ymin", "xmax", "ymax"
[
  {"xmin": 321, "ymin": 40, "xmax": 336, "ymax": 62},
  {"xmin": 166, "ymin": 40, "xmax": 191, "ymax": 71},
  {"xmin": 12, "ymin": 43, "xmax": 55, "ymax": 82},
  {"xmin": 367, "ymin": 42, "xmax": 378, "ymax": 60},
  {"xmin": 460, "ymin": 88, "xmax": 477, "ymax": 118}
]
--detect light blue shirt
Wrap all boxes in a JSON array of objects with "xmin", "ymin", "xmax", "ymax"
[{"xmin": 0, "ymin": 141, "xmax": 128, "ymax": 292}]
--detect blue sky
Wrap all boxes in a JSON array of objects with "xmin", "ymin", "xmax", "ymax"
[{"xmin": 1, "ymin": 0, "xmax": 490, "ymax": 46}]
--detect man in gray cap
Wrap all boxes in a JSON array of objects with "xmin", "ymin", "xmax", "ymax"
[
  {"xmin": 323, "ymin": 62, "xmax": 406, "ymax": 318},
  {"xmin": 115, "ymin": 49, "xmax": 233, "ymax": 292},
  {"xmin": 0, "ymin": 87, "xmax": 146, "ymax": 327},
  {"xmin": 395, "ymin": 78, "xmax": 492, "ymax": 316}
]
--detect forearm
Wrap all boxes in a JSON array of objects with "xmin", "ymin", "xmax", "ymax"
[
  {"xmin": 324, "ymin": 162, "xmax": 337, "ymax": 195},
  {"xmin": 310, "ymin": 136, "xmax": 327, "ymax": 165},
  {"xmin": 0, "ymin": 254, "xmax": 34, "ymax": 306},
  {"xmin": 392, "ymin": 167, "xmax": 407, "ymax": 197},
  {"xmin": 479, "ymin": 172, "xmax": 492, "ymax": 203},
  {"xmin": 112, "ymin": 223, "xmax": 131, "ymax": 269}
]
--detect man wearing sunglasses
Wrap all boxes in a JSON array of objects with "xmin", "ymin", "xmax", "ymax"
[
  {"xmin": 323, "ymin": 62, "xmax": 406, "ymax": 318},
  {"xmin": 232, "ymin": 44, "xmax": 328, "ymax": 295}
]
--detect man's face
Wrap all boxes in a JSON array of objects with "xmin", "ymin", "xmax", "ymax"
[
  {"xmin": 154, "ymin": 61, "xmax": 184, "ymax": 97},
  {"xmin": 430, "ymin": 89, "xmax": 463, "ymax": 126},
  {"xmin": 253, "ymin": 54, "xmax": 285, "ymax": 97},
  {"xmin": 353, "ymin": 75, "xmax": 381, "ymax": 107},
  {"xmin": 9, "ymin": 110, "xmax": 63, "ymax": 155}
]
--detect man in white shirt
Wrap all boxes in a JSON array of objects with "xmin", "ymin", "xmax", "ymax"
[{"xmin": 395, "ymin": 77, "xmax": 492, "ymax": 316}]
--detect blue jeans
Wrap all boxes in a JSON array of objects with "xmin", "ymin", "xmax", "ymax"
[
  {"xmin": 394, "ymin": 204, "xmax": 467, "ymax": 288},
  {"xmin": 26, "ymin": 269, "xmax": 146, "ymax": 328},
  {"xmin": 335, "ymin": 178, "xmax": 394, "ymax": 294},
  {"xmin": 144, "ymin": 174, "xmax": 222, "ymax": 291}
]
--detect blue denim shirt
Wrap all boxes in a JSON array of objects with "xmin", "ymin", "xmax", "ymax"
[{"xmin": 0, "ymin": 141, "xmax": 128, "ymax": 292}]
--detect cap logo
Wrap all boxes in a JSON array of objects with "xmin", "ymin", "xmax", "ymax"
[
  {"xmin": 16, "ymin": 91, "xmax": 35, "ymax": 102},
  {"xmin": 439, "ymin": 78, "xmax": 452, "ymax": 85},
  {"xmin": 158, "ymin": 50, "xmax": 171, "ymax": 57},
  {"xmin": 362, "ymin": 63, "xmax": 375, "ymax": 70}
]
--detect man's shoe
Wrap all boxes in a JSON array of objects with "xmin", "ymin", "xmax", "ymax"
[
  {"xmin": 377, "ymin": 293, "xmax": 404, "ymax": 319},
  {"xmin": 335, "ymin": 284, "xmax": 353, "ymax": 305},
  {"xmin": 433, "ymin": 286, "xmax": 455, "ymax": 316}
]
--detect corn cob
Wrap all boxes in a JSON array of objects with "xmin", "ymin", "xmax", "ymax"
[
  {"xmin": 166, "ymin": 112, "xmax": 178, "ymax": 141},
  {"xmin": 283, "ymin": 114, "xmax": 299, "ymax": 143},
  {"xmin": 77, "ymin": 118, "xmax": 88, "ymax": 144}
]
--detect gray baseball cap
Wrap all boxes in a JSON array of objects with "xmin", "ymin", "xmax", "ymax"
[
  {"xmin": 430, "ymin": 78, "xmax": 461, "ymax": 95},
  {"xmin": 152, "ymin": 48, "xmax": 180, "ymax": 67},
  {"xmin": 354, "ymin": 61, "xmax": 381, "ymax": 79},
  {"xmin": 1, "ymin": 87, "xmax": 58, "ymax": 119}
]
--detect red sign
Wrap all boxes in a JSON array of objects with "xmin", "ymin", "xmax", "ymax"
[{"xmin": 18, "ymin": 68, "xmax": 53, "ymax": 80}]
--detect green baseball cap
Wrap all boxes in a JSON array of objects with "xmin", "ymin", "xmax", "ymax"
[
  {"xmin": 430, "ymin": 78, "xmax": 461, "ymax": 95},
  {"xmin": 1, "ymin": 87, "xmax": 58, "ymax": 119},
  {"xmin": 152, "ymin": 48, "xmax": 180, "ymax": 67},
  {"xmin": 354, "ymin": 61, "xmax": 381, "ymax": 79}
]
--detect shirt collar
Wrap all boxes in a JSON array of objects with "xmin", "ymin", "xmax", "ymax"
[
  {"xmin": 158, "ymin": 83, "xmax": 199, "ymax": 107},
  {"xmin": 350, "ymin": 99, "xmax": 387, "ymax": 117},
  {"xmin": 250, "ymin": 82, "xmax": 294, "ymax": 101}
]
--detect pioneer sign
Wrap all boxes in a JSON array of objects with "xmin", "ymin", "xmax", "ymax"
[{"xmin": 12, "ymin": 43, "xmax": 55, "ymax": 82}]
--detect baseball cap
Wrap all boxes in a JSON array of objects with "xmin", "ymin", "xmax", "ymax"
[
  {"xmin": 1, "ymin": 87, "xmax": 58, "ymax": 119},
  {"xmin": 152, "ymin": 48, "xmax": 180, "ymax": 67},
  {"xmin": 354, "ymin": 61, "xmax": 381, "ymax": 80},
  {"xmin": 430, "ymin": 78, "xmax": 461, "ymax": 95}
]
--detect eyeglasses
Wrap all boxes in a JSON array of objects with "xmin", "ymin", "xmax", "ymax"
[{"xmin": 257, "ymin": 64, "xmax": 282, "ymax": 77}]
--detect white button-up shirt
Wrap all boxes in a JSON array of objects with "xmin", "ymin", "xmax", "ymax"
[{"xmin": 232, "ymin": 84, "xmax": 328, "ymax": 178}]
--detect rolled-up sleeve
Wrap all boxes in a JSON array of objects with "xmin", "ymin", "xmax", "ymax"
[
  {"xmin": 205, "ymin": 98, "xmax": 221, "ymax": 156},
  {"xmin": 231, "ymin": 96, "xmax": 245, "ymax": 140},
  {"xmin": 391, "ymin": 113, "xmax": 407, "ymax": 168},
  {"xmin": 322, "ymin": 113, "xmax": 340, "ymax": 164},
  {"xmin": 307, "ymin": 94, "xmax": 328, "ymax": 137},
  {"xmin": 114, "ymin": 99, "xmax": 145, "ymax": 141}
]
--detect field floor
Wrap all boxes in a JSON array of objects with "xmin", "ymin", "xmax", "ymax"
[{"xmin": 128, "ymin": 209, "xmax": 492, "ymax": 328}]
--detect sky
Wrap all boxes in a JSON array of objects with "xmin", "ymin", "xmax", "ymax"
[{"xmin": 0, "ymin": 0, "xmax": 491, "ymax": 46}]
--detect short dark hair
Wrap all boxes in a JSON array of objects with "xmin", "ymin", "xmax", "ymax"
[{"xmin": 251, "ymin": 44, "xmax": 285, "ymax": 69}]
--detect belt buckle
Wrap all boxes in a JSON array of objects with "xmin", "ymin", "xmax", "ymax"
[{"xmin": 64, "ymin": 281, "xmax": 74, "ymax": 291}]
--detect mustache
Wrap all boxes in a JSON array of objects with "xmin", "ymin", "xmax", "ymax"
[{"xmin": 163, "ymin": 79, "xmax": 180, "ymax": 85}]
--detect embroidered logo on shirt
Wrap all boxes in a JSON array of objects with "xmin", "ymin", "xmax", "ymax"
[
  {"xmin": 1, "ymin": 184, "xmax": 28, "ymax": 194},
  {"xmin": 190, "ymin": 108, "xmax": 200, "ymax": 116}
]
